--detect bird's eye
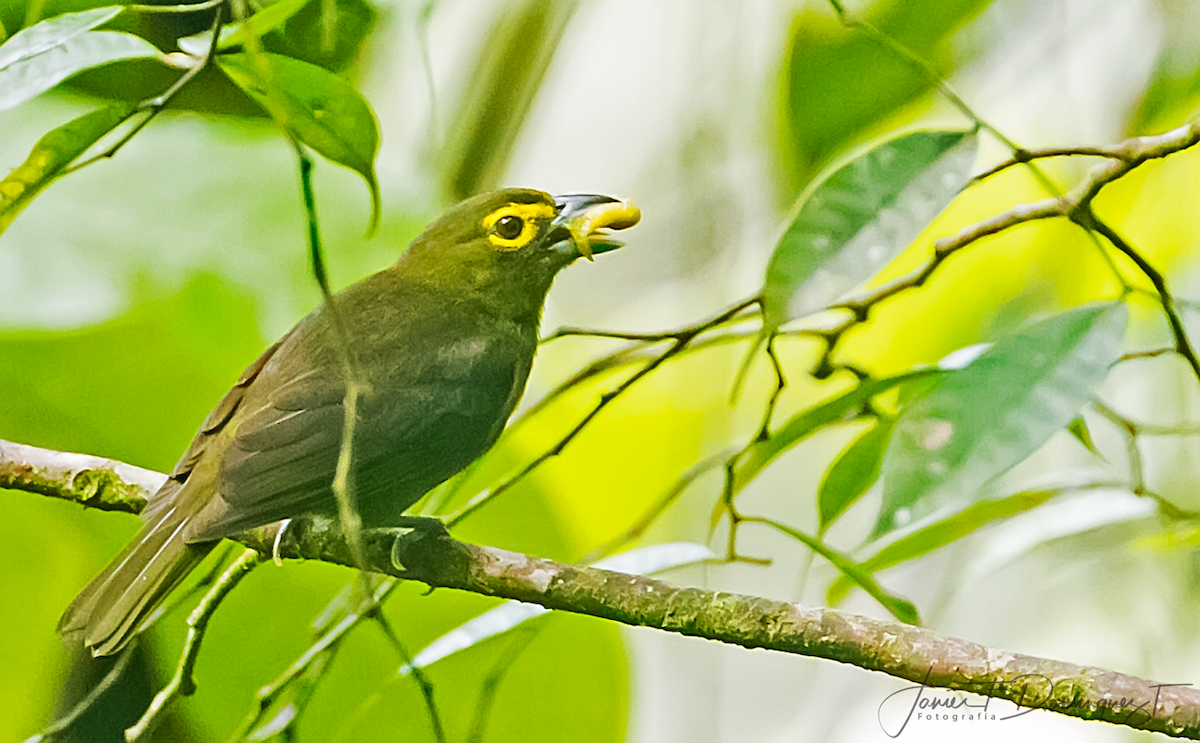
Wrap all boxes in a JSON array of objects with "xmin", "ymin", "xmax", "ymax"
[
  {"xmin": 483, "ymin": 202, "xmax": 555, "ymax": 250},
  {"xmin": 494, "ymin": 215, "xmax": 524, "ymax": 240}
]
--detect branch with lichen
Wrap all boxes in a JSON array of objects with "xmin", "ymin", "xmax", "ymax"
[{"xmin": 7, "ymin": 439, "xmax": 1200, "ymax": 739}]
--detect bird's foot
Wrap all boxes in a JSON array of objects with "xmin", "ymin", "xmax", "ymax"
[
  {"xmin": 391, "ymin": 515, "xmax": 450, "ymax": 537},
  {"xmin": 387, "ymin": 516, "xmax": 469, "ymax": 580},
  {"xmin": 272, "ymin": 518, "xmax": 293, "ymax": 566}
]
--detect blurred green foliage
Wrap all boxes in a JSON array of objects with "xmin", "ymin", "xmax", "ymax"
[
  {"xmin": 778, "ymin": 0, "xmax": 992, "ymax": 195},
  {"xmin": 438, "ymin": 0, "xmax": 579, "ymax": 201}
]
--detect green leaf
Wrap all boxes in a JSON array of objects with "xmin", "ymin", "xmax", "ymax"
[
  {"xmin": 763, "ymin": 129, "xmax": 976, "ymax": 330},
  {"xmin": 1066, "ymin": 415, "xmax": 1104, "ymax": 460},
  {"xmin": 0, "ymin": 6, "xmax": 163, "ymax": 112},
  {"xmin": 400, "ymin": 543, "xmax": 713, "ymax": 674},
  {"xmin": 0, "ymin": 6, "xmax": 122, "ymax": 69},
  {"xmin": 0, "ymin": 103, "xmax": 136, "ymax": 238},
  {"xmin": 826, "ymin": 487, "xmax": 1061, "ymax": 605},
  {"xmin": 0, "ymin": 29, "xmax": 161, "ymax": 111},
  {"xmin": 753, "ymin": 517, "xmax": 919, "ymax": 624},
  {"xmin": 177, "ymin": 0, "xmax": 313, "ymax": 56},
  {"xmin": 218, "ymin": 51, "xmax": 381, "ymax": 230},
  {"xmin": 818, "ymin": 418, "xmax": 895, "ymax": 533},
  {"xmin": 876, "ymin": 302, "xmax": 1128, "ymax": 536},
  {"xmin": 735, "ymin": 369, "xmax": 938, "ymax": 493}
]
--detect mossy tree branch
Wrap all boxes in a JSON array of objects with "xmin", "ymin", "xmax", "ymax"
[{"xmin": 6, "ymin": 438, "xmax": 1200, "ymax": 739}]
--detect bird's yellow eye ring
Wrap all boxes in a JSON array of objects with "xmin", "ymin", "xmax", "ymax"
[{"xmin": 483, "ymin": 202, "xmax": 554, "ymax": 251}]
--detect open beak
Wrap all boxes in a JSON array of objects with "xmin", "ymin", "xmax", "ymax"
[{"xmin": 549, "ymin": 194, "xmax": 641, "ymax": 261}]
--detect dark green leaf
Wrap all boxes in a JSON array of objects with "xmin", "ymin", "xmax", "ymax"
[
  {"xmin": 818, "ymin": 418, "xmax": 895, "ymax": 532},
  {"xmin": 876, "ymin": 303, "xmax": 1128, "ymax": 536},
  {"xmin": 753, "ymin": 517, "xmax": 919, "ymax": 624},
  {"xmin": 218, "ymin": 51, "xmax": 381, "ymax": 230},
  {"xmin": 826, "ymin": 487, "xmax": 1060, "ymax": 605},
  {"xmin": 763, "ymin": 129, "xmax": 976, "ymax": 330},
  {"xmin": 735, "ymin": 369, "xmax": 939, "ymax": 492},
  {"xmin": 0, "ymin": 103, "xmax": 136, "ymax": 237},
  {"xmin": 0, "ymin": 28, "xmax": 161, "ymax": 111}
]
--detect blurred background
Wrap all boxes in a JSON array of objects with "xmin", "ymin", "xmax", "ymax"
[{"xmin": 3, "ymin": 0, "xmax": 1200, "ymax": 740}]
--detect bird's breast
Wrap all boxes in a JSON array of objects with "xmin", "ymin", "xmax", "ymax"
[{"xmin": 432, "ymin": 336, "xmax": 494, "ymax": 380}]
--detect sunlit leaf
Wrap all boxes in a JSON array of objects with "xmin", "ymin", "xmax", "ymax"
[
  {"xmin": 763, "ymin": 129, "xmax": 976, "ymax": 331},
  {"xmin": 398, "ymin": 542, "xmax": 713, "ymax": 674},
  {"xmin": 826, "ymin": 487, "xmax": 1061, "ymax": 605},
  {"xmin": 818, "ymin": 418, "xmax": 894, "ymax": 533},
  {"xmin": 0, "ymin": 6, "xmax": 121, "ymax": 68},
  {"xmin": 0, "ymin": 28, "xmax": 161, "ymax": 111},
  {"xmin": 0, "ymin": 103, "xmax": 136, "ymax": 237},
  {"xmin": 753, "ymin": 517, "xmax": 918, "ymax": 623},
  {"xmin": 965, "ymin": 488, "xmax": 1152, "ymax": 580},
  {"xmin": 218, "ymin": 51, "xmax": 381, "ymax": 230},
  {"xmin": 177, "ymin": 0, "xmax": 313, "ymax": 56},
  {"xmin": 876, "ymin": 302, "xmax": 1128, "ymax": 536}
]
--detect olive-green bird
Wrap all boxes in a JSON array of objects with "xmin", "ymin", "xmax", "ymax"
[{"xmin": 59, "ymin": 188, "xmax": 640, "ymax": 656}]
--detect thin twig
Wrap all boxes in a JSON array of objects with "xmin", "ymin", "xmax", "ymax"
[
  {"xmin": 711, "ymin": 457, "xmax": 770, "ymax": 565},
  {"xmin": 127, "ymin": 0, "xmax": 223, "ymax": 13},
  {"xmin": 977, "ymin": 120, "xmax": 1200, "ymax": 185},
  {"xmin": 1119, "ymin": 347, "xmax": 1176, "ymax": 363},
  {"xmin": 465, "ymin": 630, "xmax": 541, "ymax": 743},
  {"xmin": 141, "ymin": 543, "xmax": 237, "ymax": 633},
  {"xmin": 1091, "ymin": 399, "xmax": 1148, "ymax": 498},
  {"xmin": 367, "ymin": 609, "xmax": 445, "ymax": 743},
  {"xmin": 541, "ymin": 302, "xmax": 759, "ymax": 344},
  {"xmin": 67, "ymin": 5, "xmax": 226, "ymax": 173},
  {"xmin": 755, "ymin": 334, "xmax": 787, "ymax": 441},
  {"xmin": 126, "ymin": 549, "xmax": 261, "ymax": 742},
  {"xmin": 227, "ymin": 579, "xmax": 398, "ymax": 741},
  {"xmin": 1082, "ymin": 214, "xmax": 1200, "ymax": 386},
  {"xmin": 294, "ymin": 146, "xmax": 371, "ymax": 581}
]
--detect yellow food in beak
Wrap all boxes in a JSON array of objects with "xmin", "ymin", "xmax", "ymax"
[{"xmin": 569, "ymin": 198, "xmax": 641, "ymax": 260}]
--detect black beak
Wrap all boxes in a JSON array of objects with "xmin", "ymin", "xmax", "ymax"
[{"xmin": 549, "ymin": 193, "xmax": 640, "ymax": 261}]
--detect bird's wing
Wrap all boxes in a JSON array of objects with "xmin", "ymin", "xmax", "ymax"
[
  {"xmin": 185, "ymin": 340, "xmax": 505, "ymax": 538},
  {"xmin": 181, "ymin": 302, "xmax": 530, "ymax": 541},
  {"xmin": 141, "ymin": 337, "xmax": 286, "ymax": 523},
  {"xmin": 182, "ymin": 329, "xmax": 352, "ymax": 540}
]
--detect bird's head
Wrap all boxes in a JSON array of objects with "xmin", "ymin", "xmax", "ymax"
[{"xmin": 402, "ymin": 188, "xmax": 639, "ymax": 304}]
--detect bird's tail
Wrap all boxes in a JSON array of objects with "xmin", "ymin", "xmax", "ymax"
[{"xmin": 58, "ymin": 503, "xmax": 214, "ymax": 656}]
